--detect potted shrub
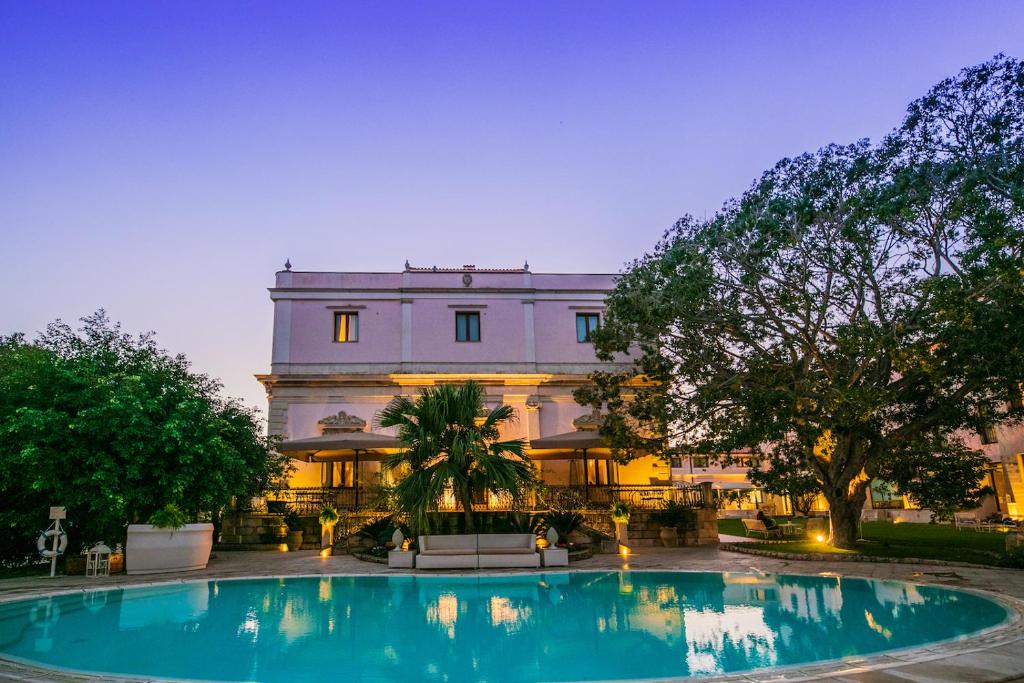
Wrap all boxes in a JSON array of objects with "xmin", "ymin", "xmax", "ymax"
[
  {"xmin": 126, "ymin": 504, "xmax": 214, "ymax": 575},
  {"xmin": 319, "ymin": 506, "xmax": 340, "ymax": 553},
  {"xmin": 611, "ymin": 501, "xmax": 631, "ymax": 545},
  {"xmin": 649, "ymin": 500, "xmax": 696, "ymax": 547},
  {"xmin": 284, "ymin": 508, "xmax": 305, "ymax": 551},
  {"xmin": 543, "ymin": 510, "xmax": 584, "ymax": 547}
]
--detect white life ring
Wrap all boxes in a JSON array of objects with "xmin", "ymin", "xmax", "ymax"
[{"xmin": 37, "ymin": 529, "xmax": 68, "ymax": 557}]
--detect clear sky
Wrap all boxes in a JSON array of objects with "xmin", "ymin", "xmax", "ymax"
[{"xmin": 2, "ymin": 1, "xmax": 1022, "ymax": 414}]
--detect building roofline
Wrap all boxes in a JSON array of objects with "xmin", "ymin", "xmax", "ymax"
[{"xmin": 275, "ymin": 269, "xmax": 621, "ymax": 276}]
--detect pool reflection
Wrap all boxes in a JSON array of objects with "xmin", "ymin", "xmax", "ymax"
[{"xmin": 0, "ymin": 571, "xmax": 1008, "ymax": 683}]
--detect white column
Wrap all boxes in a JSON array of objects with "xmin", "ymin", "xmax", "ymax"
[
  {"xmin": 401, "ymin": 299, "xmax": 413, "ymax": 363},
  {"xmin": 523, "ymin": 300, "xmax": 536, "ymax": 364},
  {"xmin": 271, "ymin": 300, "xmax": 292, "ymax": 366}
]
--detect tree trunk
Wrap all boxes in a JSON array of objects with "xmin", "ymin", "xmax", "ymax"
[
  {"xmin": 812, "ymin": 433, "xmax": 874, "ymax": 550},
  {"xmin": 824, "ymin": 490, "xmax": 865, "ymax": 549},
  {"xmin": 458, "ymin": 487, "xmax": 475, "ymax": 534}
]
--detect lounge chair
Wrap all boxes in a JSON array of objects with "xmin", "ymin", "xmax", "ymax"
[
  {"xmin": 954, "ymin": 512, "xmax": 980, "ymax": 531},
  {"xmin": 741, "ymin": 518, "xmax": 782, "ymax": 539}
]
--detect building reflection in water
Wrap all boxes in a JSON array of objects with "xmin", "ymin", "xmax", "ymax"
[{"xmin": 0, "ymin": 571, "xmax": 1008, "ymax": 683}]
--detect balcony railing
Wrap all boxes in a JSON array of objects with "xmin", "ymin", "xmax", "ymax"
[{"xmin": 274, "ymin": 482, "xmax": 711, "ymax": 514}]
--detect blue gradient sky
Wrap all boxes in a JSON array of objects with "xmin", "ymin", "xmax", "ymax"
[{"xmin": 2, "ymin": 2, "xmax": 1022, "ymax": 412}]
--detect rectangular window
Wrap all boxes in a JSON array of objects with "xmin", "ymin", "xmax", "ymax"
[
  {"xmin": 333, "ymin": 312, "xmax": 359, "ymax": 343},
  {"xmin": 576, "ymin": 313, "xmax": 600, "ymax": 343},
  {"xmin": 979, "ymin": 424, "xmax": 998, "ymax": 445},
  {"xmin": 455, "ymin": 311, "xmax": 480, "ymax": 342},
  {"xmin": 691, "ymin": 456, "xmax": 710, "ymax": 468}
]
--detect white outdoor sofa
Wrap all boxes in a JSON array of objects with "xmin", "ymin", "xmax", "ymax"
[{"xmin": 415, "ymin": 533, "xmax": 541, "ymax": 569}]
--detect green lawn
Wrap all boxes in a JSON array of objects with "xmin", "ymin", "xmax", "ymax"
[{"xmin": 719, "ymin": 518, "xmax": 1009, "ymax": 566}]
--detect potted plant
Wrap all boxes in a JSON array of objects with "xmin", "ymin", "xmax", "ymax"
[
  {"xmin": 319, "ymin": 506, "xmax": 340, "ymax": 553},
  {"xmin": 611, "ymin": 501, "xmax": 631, "ymax": 545},
  {"xmin": 126, "ymin": 503, "xmax": 214, "ymax": 575},
  {"xmin": 542, "ymin": 510, "xmax": 584, "ymax": 546},
  {"xmin": 649, "ymin": 500, "xmax": 696, "ymax": 547},
  {"xmin": 284, "ymin": 508, "xmax": 305, "ymax": 551}
]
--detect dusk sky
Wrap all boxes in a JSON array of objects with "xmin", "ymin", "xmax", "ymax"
[{"xmin": 2, "ymin": 2, "xmax": 1022, "ymax": 414}]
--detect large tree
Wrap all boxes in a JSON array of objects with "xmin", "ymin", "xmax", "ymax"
[
  {"xmin": 0, "ymin": 312, "xmax": 291, "ymax": 565},
  {"xmin": 578, "ymin": 56, "xmax": 1024, "ymax": 548},
  {"xmin": 380, "ymin": 381, "xmax": 535, "ymax": 533}
]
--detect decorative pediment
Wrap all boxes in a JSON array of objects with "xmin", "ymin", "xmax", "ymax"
[
  {"xmin": 318, "ymin": 410, "xmax": 367, "ymax": 433},
  {"xmin": 573, "ymin": 408, "xmax": 604, "ymax": 432}
]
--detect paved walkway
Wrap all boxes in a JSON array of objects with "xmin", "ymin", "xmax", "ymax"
[{"xmin": 1, "ymin": 545, "xmax": 1023, "ymax": 682}]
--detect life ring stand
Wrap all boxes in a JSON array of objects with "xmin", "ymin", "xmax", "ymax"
[{"xmin": 37, "ymin": 528, "xmax": 68, "ymax": 558}]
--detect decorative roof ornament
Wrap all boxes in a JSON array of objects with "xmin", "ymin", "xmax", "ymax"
[
  {"xmin": 404, "ymin": 259, "xmax": 411, "ymax": 270},
  {"xmin": 318, "ymin": 410, "xmax": 367, "ymax": 433},
  {"xmin": 284, "ymin": 258, "xmax": 292, "ymax": 272},
  {"xmin": 524, "ymin": 260, "xmax": 530, "ymax": 271},
  {"xmin": 572, "ymin": 408, "xmax": 605, "ymax": 432}
]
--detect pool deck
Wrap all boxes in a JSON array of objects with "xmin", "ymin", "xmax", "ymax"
[{"xmin": 1, "ymin": 545, "xmax": 1023, "ymax": 683}]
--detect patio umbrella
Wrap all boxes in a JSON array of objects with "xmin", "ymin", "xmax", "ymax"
[
  {"xmin": 528, "ymin": 430, "xmax": 611, "ymax": 502},
  {"xmin": 277, "ymin": 432, "xmax": 403, "ymax": 508}
]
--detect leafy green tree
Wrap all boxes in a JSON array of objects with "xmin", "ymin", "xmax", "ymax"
[
  {"xmin": 0, "ymin": 312, "xmax": 291, "ymax": 565},
  {"xmin": 745, "ymin": 445, "xmax": 822, "ymax": 517},
  {"xmin": 876, "ymin": 436, "xmax": 993, "ymax": 522},
  {"xmin": 578, "ymin": 56, "xmax": 1023, "ymax": 548},
  {"xmin": 379, "ymin": 381, "xmax": 535, "ymax": 533}
]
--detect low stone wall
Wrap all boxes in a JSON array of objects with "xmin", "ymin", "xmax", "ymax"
[
  {"xmin": 220, "ymin": 512, "xmax": 287, "ymax": 549},
  {"xmin": 625, "ymin": 508, "xmax": 719, "ymax": 547}
]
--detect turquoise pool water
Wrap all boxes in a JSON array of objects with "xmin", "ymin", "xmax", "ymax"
[{"xmin": 0, "ymin": 571, "xmax": 1009, "ymax": 682}]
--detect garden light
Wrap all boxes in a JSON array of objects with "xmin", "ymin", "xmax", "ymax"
[{"xmin": 815, "ymin": 534, "xmax": 826, "ymax": 543}]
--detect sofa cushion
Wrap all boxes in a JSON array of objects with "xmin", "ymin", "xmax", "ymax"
[
  {"xmin": 477, "ymin": 534, "xmax": 535, "ymax": 551},
  {"xmin": 419, "ymin": 534, "xmax": 476, "ymax": 552},
  {"xmin": 418, "ymin": 549, "xmax": 477, "ymax": 556},
  {"xmin": 476, "ymin": 548, "xmax": 534, "ymax": 555},
  {"xmin": 478, "ymin": 553, "xmax": 541, "ymax": 568}
]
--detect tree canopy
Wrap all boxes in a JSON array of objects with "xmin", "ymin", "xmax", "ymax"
[
  {"xmin": 0, "ymin": 311, "xmax": 291, "ymax": 565},
  {"xmin": 578, "ymin": 55, "xmax": 1024, "ymax": 547}
]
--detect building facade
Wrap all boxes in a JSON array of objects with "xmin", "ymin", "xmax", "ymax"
[
  {"xmin": 256, "ymin": 264, "xmax": 670, "ymax": 511},
  {"xmin": 257, "ymin": 263, "xmax": 1023, "ymax": 521}
]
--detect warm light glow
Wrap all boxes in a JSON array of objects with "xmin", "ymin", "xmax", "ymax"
[
  {"xmin": 815, "ymin": 534, "xmax": 826, "ymax": 543},
  {"xmin": 401, "ymin": 538, "xmax": 411, "ymax": 551},
  {"xmin": 619, "ymin": 544, "xmax": 631, "ymax": 558},
  {"xmin": 278, "ymin": 544, "xmax": 289, "ymax": 552},
  {"xmin": 319, "ymin": 548, "xmax": 331, "ymax": 558}
]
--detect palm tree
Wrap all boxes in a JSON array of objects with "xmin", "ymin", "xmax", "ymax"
[{"xmin": 378, "ymin": 381, "xmax": 536, "ymax": 533}]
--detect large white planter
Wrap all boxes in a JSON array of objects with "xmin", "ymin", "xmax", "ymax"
[{"xmin": 126, "ymin": 523, "xmax": 214, "ymax": 575}]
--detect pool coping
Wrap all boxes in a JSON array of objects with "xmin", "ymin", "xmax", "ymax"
[{"xmin": 1, "ymin": 568, "xmax": 1023, "ymax": 683}]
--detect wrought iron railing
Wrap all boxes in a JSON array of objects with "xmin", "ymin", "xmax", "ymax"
[
  {"xmin": 539, "ymin": 484, "xmax": 709, "ymax": 510},
  {"xmin": 273, "ymin": 482, "xmax": 711, "ymax": 514}
]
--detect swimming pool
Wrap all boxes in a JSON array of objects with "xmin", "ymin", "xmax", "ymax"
[{"xmin": 0, "ymin": 571, "xmax": 1010, "ymax": 682}]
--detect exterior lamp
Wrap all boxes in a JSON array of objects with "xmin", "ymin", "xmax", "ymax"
[
  {"xmin": 619, "ymin": 544, "xmax": 631, "ymax": 558},
  {"xmin": 815, "ymin": 534, "xmax": 826, "ymax": 543}
]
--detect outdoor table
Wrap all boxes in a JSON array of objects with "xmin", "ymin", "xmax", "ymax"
[
  {"xmin": 541, "ymin": 547, "xmax": 569, "ymax": 567},
  {"xmin": 388, "ymin": 550, "xmax": 416, "ymax": 569},
  {"xmin": 777, "ymin": 522, "xmax": 802, "ymax": 537}
]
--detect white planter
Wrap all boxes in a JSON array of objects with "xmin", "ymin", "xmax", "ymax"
[
  {"xmin": 614, "ymin": 521, "xmax": 629, "ymax": 546},
  {"xmin": 126, "ymin": 523, "xmax": 214, "ymax": 575}
]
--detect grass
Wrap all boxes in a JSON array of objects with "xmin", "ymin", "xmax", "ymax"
[{"xmin": 719, "ymin": 518, "xmax": 1010, "ymax": 566}]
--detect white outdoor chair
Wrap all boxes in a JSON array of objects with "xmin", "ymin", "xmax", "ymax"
[{"xmin": 954, "ymin": 512, "xmax": 980, "ymax": 531}]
